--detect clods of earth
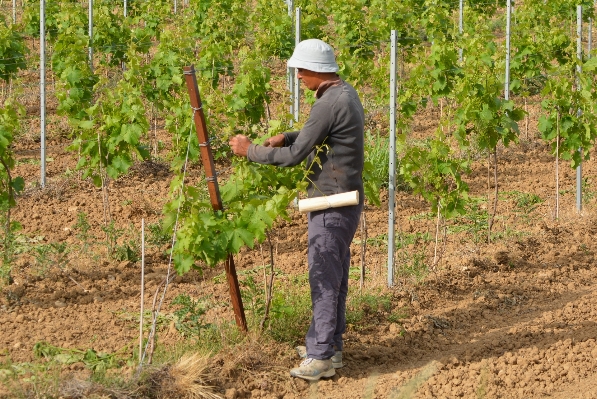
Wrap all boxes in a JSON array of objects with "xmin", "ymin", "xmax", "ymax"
[{"xmin": 2, "ymin": 127, "xmax": 597, "ymax": 398}]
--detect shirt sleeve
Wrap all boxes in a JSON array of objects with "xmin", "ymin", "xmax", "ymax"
[
  {"xmin": 247, "ymin": 101, "xmax": 333, "ymax": 167},
  {"xmin": 284, "ymin": 131, "xmax": 300, "ymax": 146}
]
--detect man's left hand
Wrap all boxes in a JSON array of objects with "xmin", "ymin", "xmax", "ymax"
[{"xmin": 229, "ymin": 134, "xmax": 252, "ymax": 157}]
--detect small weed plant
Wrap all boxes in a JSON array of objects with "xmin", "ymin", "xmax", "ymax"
[
  {"xmin": 73, "ymin": 212, "xmax": 91, "ymax": 242},
  {"xmin": 448, "ymin": 197, "xmax": 489, "ymax": 243},
  {"xmin": 0, "ymin": 218, "xmax": 19, "ymax": 287},
  {"xmin": 346, "ymin": 291, "xmax": 393, "ymax": 329},
  {"xmin": 101, "ymin": 221, "xmax": 140, "ymax": 262},
  {"xmin": 171, "ymin": 293, "xmax": 212, "ymax": 339},
  {"xmin": 397, "ymin": 250, "xmax": 430, "ymax": 285},
  {"xmin": 33, "ymin": 341, "xmax": 130, "ymax": 373},
  {"xmin": 249, "ymin": 277, "xmax": 311, "ymax": 345},
  {"xmin": 101, "ymin": 221, "xmax": 124, "ymax": 258},
  {"xmin": 502, "ymin": 190, "xmax": 543, "ymax": 213},
  {"xmin": 387, "ymin": 307, "xmax": 409, "ymax": 324},
  {"xmin": 582, "ymin": 177, "xmax": 596, "ymax": 205},
  {"xmin": 364, "ymin": 129, "xmax": 390, "ymax": 188},
  {"xmin": 395, "ymin": 230, "xmax": 432, "ymax": 250},
  {"xmin": 147, "ymin": 220, "xmax": 172, "ymax": 246},
  {"xmin": 32, "ymin": 242, "xmax": 69, "ymax": 276},
  {"xmin": 500, "ymin": 190, "xmax": 544, "ymax": 224},
  {"xmin": 240, "ymin": 274, "xmax": 267, "ymax": 319}
]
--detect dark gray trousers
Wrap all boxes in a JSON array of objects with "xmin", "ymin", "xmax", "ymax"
[{"xmin": 305, "ymin": 203, "xmax": 363, "ymax": 360}]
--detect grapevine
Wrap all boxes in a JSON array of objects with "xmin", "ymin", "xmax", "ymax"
[
  {"xmin": 21, "ymin": 0, "xmax": 61, "ymax": 41},
  {"xmin": 51, "ymin": 2, "xmax": 97, "ymax": 122},
  {"xmin": 3, "ymin": 0, "xmax": 597, "ymax": 317},
  {"xmin": 166, "ymin": 108, "xmax": 308, "ymax": 273},
  {"xmin": 538, "ymin": 60, "xmax": 597, "ymax": 169},
  {"xmin": 93, "ymin": 2, "xmax": 131, "ymax": 67},
  {"xmin": 250, "ymin": 0, "xmax": 293, "ymax": 59},
  {"xmin": 0, "ymin": 15, "xmax": 27, "ymax": 84},
  {"xmin": 0, "ymin": 98, "xmax": 25, "ymax": 285},
  {"xmin": 71, "ymin": 52, "xmax": 150, "ymax": 187},
  {"xmin": 0, "ymin": 15, "xmax": 26, "ymax": 285}
]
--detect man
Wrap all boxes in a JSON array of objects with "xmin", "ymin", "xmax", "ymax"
[{"xmin": 229, "ymin": 38, "xmax": 364, "ymax": 381}]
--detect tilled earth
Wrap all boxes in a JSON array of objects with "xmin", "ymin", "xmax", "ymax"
[{"xmin": 2, "ymin": 111, "xmax": 597, "ymax": 398}]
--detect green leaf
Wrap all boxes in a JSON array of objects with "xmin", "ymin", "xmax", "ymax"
[
  {"xmin": 480, "ymin": 107, "xmax": 494, "ymax": 122},
  {"xmin": 229, "ymin": 228, "xmax": 254, "ymax": 253},
  {"xmin": 79, "ymin": 120, "xmax": 94, "ymax": 130},
  {"xmin": 10, "ymin": 176, "xmax": 24, "ymax": 193},
  {"xmin": 92, "ymin": 175, "xmax": 103, "ymax": 187},
  {"xmin": 584, "ymin": 56, "xmax": 597, "ymax": 71},
  {"xmin": 174, "ymin": 253, "xmax": 195, "ymax": 275},
  {"xmin": 232, "ymin": 228, "xmax": 255, "ymax": 253},
  {"xmin": 111, "ymin": 155, "xmax": 132, "ymax": 174}
]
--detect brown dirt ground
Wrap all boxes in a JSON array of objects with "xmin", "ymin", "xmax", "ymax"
[{"xmin": 2, "ymin": 94, "xmax": 597, "ymax": 399}]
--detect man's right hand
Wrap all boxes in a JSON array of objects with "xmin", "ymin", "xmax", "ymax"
[{"xmin": 263, "ymin": 134, "xmax": 285, "ymax": 148}]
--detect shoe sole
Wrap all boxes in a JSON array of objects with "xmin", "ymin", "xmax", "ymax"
[{"xmin": 291, "ymin": 368, "xmax": 336, "ymax": 381}]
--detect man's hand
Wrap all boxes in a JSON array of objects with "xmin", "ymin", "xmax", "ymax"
[
  {"xmin": 229, "ymin": 134, "xmax": 252, "ymax": 157},
  {"xmin": 263, "ymin": 134, "xmax": 285, "ymax": 148}
]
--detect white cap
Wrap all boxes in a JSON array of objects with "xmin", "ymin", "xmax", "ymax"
[{"xmin": 287, "ymin": 39, "xmax": 339, "ymax": 73}]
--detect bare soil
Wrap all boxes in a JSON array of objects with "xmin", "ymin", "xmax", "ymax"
[{"xmin": 2, "ymin": 102, "xmax": 597, "ymax": 399}]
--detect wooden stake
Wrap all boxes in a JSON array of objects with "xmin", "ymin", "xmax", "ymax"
[{"xmin": 184, "ymin": 65, "xmax": 247, "ymax": 332}]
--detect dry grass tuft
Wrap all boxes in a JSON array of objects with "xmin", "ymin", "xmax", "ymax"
[
  {"xmin": 211, "ymin": 333, "xmax": 286, "ymax": 379},
  {"xmin": 156, "ymin": 353, "xmax": 222, "ymax": 399},
  {"xmin": 206, "ymin": 336, "xmax": 294, "ymax": 396},
  {"xmin": 58, "ymin": 376, "xmax": 132, "ymax": 399},
  {"xmin": 59, "ymin": 378, "xmax": 94, "ymax": 398},
  {"xmin": 56, "ymin": 376, "xmax": 132, "ymax": 399}
]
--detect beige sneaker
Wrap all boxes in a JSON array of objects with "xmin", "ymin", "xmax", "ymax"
[
  {"xmin": 290, "ymin": 358, "xmax": 335, "ymax": 381},
  {"xmin": 295, "ymin": 345, "xmax": 344, "ymax": 368}
]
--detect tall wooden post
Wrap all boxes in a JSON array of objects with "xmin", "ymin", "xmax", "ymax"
[{"xmin": 183, "ymin": 65, "xmax": 248, "ymax": 332}]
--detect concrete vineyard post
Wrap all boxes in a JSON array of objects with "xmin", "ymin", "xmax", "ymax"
[
  {"xmin": 123, "ymin": 0, "xmax": 127, "ymax": 71},
  {"xmin": 293, "ymin": 7, "xmax": 301, "ymax": 123},
  {"xmin": 589, "ymin": 1, "xmax": 594, "ymax": 56},
  {"xmin": 459, "ymin": 0, "xmax": 464, "ymax": 62},
  {"xmin": 183, "ymin": 65, "xmax": 248, "ymax": 332},
  {"xmin": 287, "ymin": 0, "xmax": 294, "ymax": 127},
  {"xmin": 291, "ymin": 6, "xmax": 301, "ymax": 207},
  {"xmin": 88, "ymin": 0, "xmax": 93, "ymax": 73},
  {"xmin": 388, "ymin": 30, "xmax": 397, "ymax": 288},
  {"xmin": 40, "ymin": 0, "xmax": 46, "ymax": 188},
  {"xmin": 576, "ymin": 5, "xmax": 583, "ymax": 212},
  {"xmin": 505, "ymin": 0, "xmax": 511, "ymax": 101}
]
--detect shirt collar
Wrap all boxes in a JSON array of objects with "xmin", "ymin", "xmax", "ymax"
[{"xmin": 315, "ymin": 77, "xmax": 342, "ymax": 99}]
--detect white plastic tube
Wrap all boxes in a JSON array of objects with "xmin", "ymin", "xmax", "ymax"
[{"xmin": 298, "ymin": 191, "xmax": 359, "ymax": 213}]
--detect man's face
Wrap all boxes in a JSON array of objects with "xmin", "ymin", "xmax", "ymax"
[{"xmin": 297, "ymin": 68, "xmax": 321, "ymax": 91}]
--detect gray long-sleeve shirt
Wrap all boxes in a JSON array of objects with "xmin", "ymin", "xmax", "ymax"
[{"xmin": 247, "ymin": 80, "xmax": 365, "ymax": 202}]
